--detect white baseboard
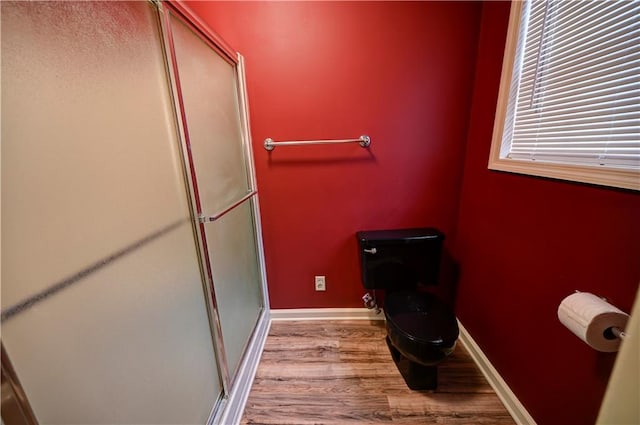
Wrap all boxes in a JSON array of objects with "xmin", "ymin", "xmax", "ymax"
[
  {"xmin": 212, "ymin": 308, "xmax": 271, "ymax": 425},
  {"xmin": 270, "ymin": 307, "xmax": 385, "ymax": 321},
  {"xmin": 458, "ymin": 321, "xmax": 537, "ymax": 425}
]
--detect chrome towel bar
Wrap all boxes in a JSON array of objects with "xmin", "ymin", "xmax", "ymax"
[{"xmin": 264, "ymin": 135, "xmax": 371, "ymax": 151}]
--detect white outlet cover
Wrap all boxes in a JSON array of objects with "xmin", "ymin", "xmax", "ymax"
[{"xmin": 315, "ymin": 276, "xmax": 326, "ymax": 291}]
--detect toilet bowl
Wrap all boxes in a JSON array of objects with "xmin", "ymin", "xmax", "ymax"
[
  {"xmin": 356, "ymin": 228, "xmax": 459, "ymax": 390},
  {"xmin": 384, "ymin": 290, "xmax": 459, "ymax": 390}
]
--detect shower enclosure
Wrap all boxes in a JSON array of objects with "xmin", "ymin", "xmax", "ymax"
[{"xmin": 1, "ymin": 1, "xmax": 268, "ymax": 424}]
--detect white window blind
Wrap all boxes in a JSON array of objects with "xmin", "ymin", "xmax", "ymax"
[{"xmin": 501, "ymin": 0, "xmax": 640, "ymax": 171}]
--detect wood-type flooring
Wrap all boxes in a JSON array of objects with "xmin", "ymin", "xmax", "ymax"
[{"xmin": 240, "ymin": 320, "xmax": 516, "ymax": 425}]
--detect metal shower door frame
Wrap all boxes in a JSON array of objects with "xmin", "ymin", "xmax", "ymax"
[{"xmin": 156, "ymin": 1, "xmax": 269, "ymax": 422}]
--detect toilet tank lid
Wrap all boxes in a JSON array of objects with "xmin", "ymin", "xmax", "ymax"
[{"xmin": 356, "ymin": 228, "xmax": 444, "ymax": 244}]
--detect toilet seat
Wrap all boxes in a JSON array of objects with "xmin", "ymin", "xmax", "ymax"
[{"xmin": 384, "ymin": 291, "xmax": 458, "ymax": 365}]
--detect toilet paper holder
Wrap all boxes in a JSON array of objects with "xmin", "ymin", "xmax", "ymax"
[{"xmin": 605, "ymin": 326, "xmax": 626, "ymax": 340}]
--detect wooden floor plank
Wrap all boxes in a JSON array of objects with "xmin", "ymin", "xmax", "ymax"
[
  {"xmin": 242, "ymin": 394, "xmax": 393, "ymax": 425},
  {"xmin": 388, "ymin": 393, "xmax": 515, "ymax": 424},
  {"xmin": 241, "ymin": 320, "xmax": 515, "ymax": 425}
]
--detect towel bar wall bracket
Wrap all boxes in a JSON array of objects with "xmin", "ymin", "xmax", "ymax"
[{"xmin": 264, "ymin": 135, "xmax": 371, "ymax": 151}]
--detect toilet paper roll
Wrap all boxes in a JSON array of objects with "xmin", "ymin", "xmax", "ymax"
[{"xmin": 558, "ymin": 292, "xmax": 629, "ymax": 352}]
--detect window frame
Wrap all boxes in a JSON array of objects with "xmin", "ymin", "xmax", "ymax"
[{"xmin": 488, "ymin": 1, "xmax": 640, "ymax": 191}]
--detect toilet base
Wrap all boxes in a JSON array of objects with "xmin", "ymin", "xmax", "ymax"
[{"xmin": 386, "ymin": 336, "xmax": 438, "ymax": 390}]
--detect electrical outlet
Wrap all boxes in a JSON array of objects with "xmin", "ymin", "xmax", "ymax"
[{"xmin": 314, "ymin": 275, "xmax": 326, "ymax": 291}]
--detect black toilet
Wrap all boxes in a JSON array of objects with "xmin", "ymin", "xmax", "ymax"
[{"xmin": 356, "ymin": 228, "xmax": 459, "ymax": 390}]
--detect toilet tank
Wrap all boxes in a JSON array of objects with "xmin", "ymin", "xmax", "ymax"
[{"xmin": 356, "ymin": 228, "xmax": 445, "ymax": 290}]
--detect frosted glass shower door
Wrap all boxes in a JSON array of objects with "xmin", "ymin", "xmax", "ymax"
[
  {"xmin": 168, "ymin": 12, "xmax": 264, "ymax": 383},
  {"xmin": 1, "ymin": 2, "xmax": 221, "ymax": 423}
]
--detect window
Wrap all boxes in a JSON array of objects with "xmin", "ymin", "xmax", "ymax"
[{"xmin": 489, "ymin": 0, "xmax": 640, "ymax": 191}]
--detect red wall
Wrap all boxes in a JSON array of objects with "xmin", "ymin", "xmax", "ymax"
[
  {"xmin": 454, "ymin": 2, "xmax": 640, "ymax": 425},
  {"xmin": 186, "ymin": 1, "xmax": 482, "ymax": 308}
]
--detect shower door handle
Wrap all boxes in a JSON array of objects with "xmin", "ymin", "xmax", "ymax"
[{"xmin": 197, "ymin": 190, "xmax": 257, "ymax": 223}]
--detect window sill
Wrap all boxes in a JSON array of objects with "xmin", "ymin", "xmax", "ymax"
[{"xmin": 487, "ymin": 157, "xmax": 640, "ymax": 191}]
